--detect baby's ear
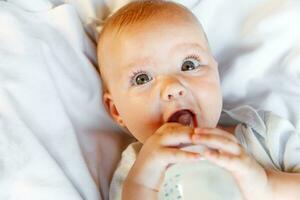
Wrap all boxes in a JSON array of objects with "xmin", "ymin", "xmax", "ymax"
[{"xmin": 103, "ymin": 92, "xmax": 126, "ymax": 127}]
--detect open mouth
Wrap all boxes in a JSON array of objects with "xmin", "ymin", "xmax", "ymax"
[{"xmin": 167, "ymin": 109, "xmax": 197, "ymax": 127}]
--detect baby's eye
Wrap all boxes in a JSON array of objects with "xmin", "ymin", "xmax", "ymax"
[
  {"xmin": 131, "ymin": 71, "xmax": 153, "ymax": 86},
  {"xmin": 181, "ymin": 57, "xmax": 201, "ymax": 71}
]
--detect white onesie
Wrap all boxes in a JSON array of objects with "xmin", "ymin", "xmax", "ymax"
[{"xmin": 109, "ymin": 105, "xmax": 300, "ymax": 200}]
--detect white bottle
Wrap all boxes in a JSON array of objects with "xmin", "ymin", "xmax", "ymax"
[{"xmin": 159, "ymin": 145, "xmax": 243, "ymax": 200}]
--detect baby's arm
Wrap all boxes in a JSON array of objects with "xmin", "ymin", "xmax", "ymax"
[
  {"xmin": 122, "ymin": 123, "xmax": 202, "ymax": 200},
  {"xmin": 266, "ymin": 169, "xmax": 300, "ymax": 200}
]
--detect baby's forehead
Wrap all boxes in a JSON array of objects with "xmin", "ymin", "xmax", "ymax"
[
  {"xmin": 99, "ymin": 10, "xmax": 205, "ymax": 56},
  {"xmin": 98, "ymin": 18, "xmax": 208, "ymax": 69},
  {"xmin": 99, "ymin": 18, "xmax": 207, "ymax": 62},
  {"xmin": 99, "ymin": 19, "xmax": 206, "ymax": 61}
]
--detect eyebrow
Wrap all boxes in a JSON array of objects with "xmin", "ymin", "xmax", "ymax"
[
  {"xmin": 120, "ymin": 58, "xmax": 152, "ymax": 81},
  {"xmin": 172, "ymin": 42, "xmax": 207, "ymax": 53}
]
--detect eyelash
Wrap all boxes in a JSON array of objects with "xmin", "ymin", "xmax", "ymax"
[
  {"xmin": 128, "ymin": 54, "xmax": 202, "ymax": 86},
  {"xmin": 129, "ymin": 69, "xmax": 148, "ymax": 86},
  {"xmin": 184, "ymin": 54, "xmax": 202, "ymax": 64}
]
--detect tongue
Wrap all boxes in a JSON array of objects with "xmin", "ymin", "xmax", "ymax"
[{"xmin": 178, "ymin": 113, "xmax": 193, "ymax": 126}]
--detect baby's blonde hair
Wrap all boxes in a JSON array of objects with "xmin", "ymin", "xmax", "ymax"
[
  {"xmin": 100, "ymin": 0, "xmax": 195, "ymax": 35},
  {"xmin": 97, "ymin": 0, "xmax": 200, "ymax": 91}
]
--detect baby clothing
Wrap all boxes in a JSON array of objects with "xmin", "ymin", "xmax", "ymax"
[{"xmin": 109, "ymin": 105, "xmax": 300, "ymax": 200}]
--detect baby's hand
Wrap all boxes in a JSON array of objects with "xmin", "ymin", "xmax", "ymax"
[
  {"xmin": 124, "ymin": 123, "xmax": 201, "ymax": 192},
  {"xmin": 192, "ymin": 128, "xmax": 272, "ymax": 200}
]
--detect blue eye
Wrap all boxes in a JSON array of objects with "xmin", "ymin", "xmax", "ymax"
[
  {"xmin": 181, "ymin": 57, "xmax": 201, "ymax": 71},
  {"xmin": 131, "ymin": 71, "xmax": 153, "ymax": 85}
]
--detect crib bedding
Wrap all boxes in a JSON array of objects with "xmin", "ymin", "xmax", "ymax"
[{"xmin": 0, "ymin": 0, "xmax": 300, "ymax": 199}]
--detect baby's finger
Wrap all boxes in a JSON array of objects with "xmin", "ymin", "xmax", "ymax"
[
  {"xmin": 203, "ymin": 149, "xmax": 268, "ymax": 194},
  {"xmin": 194, "ymin": 127, "xmax": 238, "ymax": 142},
  {"xmin": 156, "ymin": 123, "xmax": 194, "ymax": 146},
  {"xmin": 159, "ymin": 147, "xmax": 202, "ymax": 165},
  {"xmin": 192, "ymin": 133, "xmax": 241, "ymax": 155},
  {"xmin": 203, "ymin": 149, "xmax": 246, "ymax": 172}
]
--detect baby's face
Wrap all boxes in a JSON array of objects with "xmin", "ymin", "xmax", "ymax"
[{"xmin": 100, "ymin": 15, "xmax": 222, "ymax": 143}]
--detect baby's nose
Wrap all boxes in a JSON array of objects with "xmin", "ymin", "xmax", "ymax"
[{"xmin": 162, "ymin": 82, "xmax": 186, "ymax": 101}]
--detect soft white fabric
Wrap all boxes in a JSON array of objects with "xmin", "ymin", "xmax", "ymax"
[
  {"xmin": 1, "ymin": 0, "xmax": 300, "ymax": 200},
  {"xmin": 0, "ymin": 1, "xmax": 121, "ymax": 200},
  {"xmin": 109, "ymin": 106, "xmax": 300, "ymax": 200}
]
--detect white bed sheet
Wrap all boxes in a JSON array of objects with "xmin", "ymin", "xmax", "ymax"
[
  {"xmin": 0, "ymin": 0, "xmax": 300, "ymax": 199},
  {"xmin": 0, "ymin": 1, "xmax": 120, "ymax": 200}
]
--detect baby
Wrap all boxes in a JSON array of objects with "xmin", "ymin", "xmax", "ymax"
[{"xmin": 97, "ymin": 1, "xmax": 300, "ymax": 200}]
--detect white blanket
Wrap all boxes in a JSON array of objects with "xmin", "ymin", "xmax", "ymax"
[
  {"xmin": 0, "ymin": 0, "xmax": 300, "ymax": 200},
  {"xmin": 0, "ymin": 1, "xmax": 120, "ymax": 200}
]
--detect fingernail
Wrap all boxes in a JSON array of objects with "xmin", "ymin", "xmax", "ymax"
[
  {"xmin": 194, "ymin": 128, "xmax": 202, "ymax": 134},
  {"xmin": 193, "ymin": 153, "xmax": 201, "ymax": 158},
  {"xmin": 192, "ymin": 134, "xmax": 201, "ymax": 140}
]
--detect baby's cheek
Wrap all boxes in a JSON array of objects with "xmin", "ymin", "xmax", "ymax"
[
  {"xmin": 124, "ymin": 110, "xmax": 159, "ymax": 142},
  {"xmin": 196, "ymin": 90, "xmax": 222, "ymax": 127}
]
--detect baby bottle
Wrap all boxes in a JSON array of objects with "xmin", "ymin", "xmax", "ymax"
[{"xmin": 158, "ymin": 144, "xmax": 243, "ymax": 200}]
